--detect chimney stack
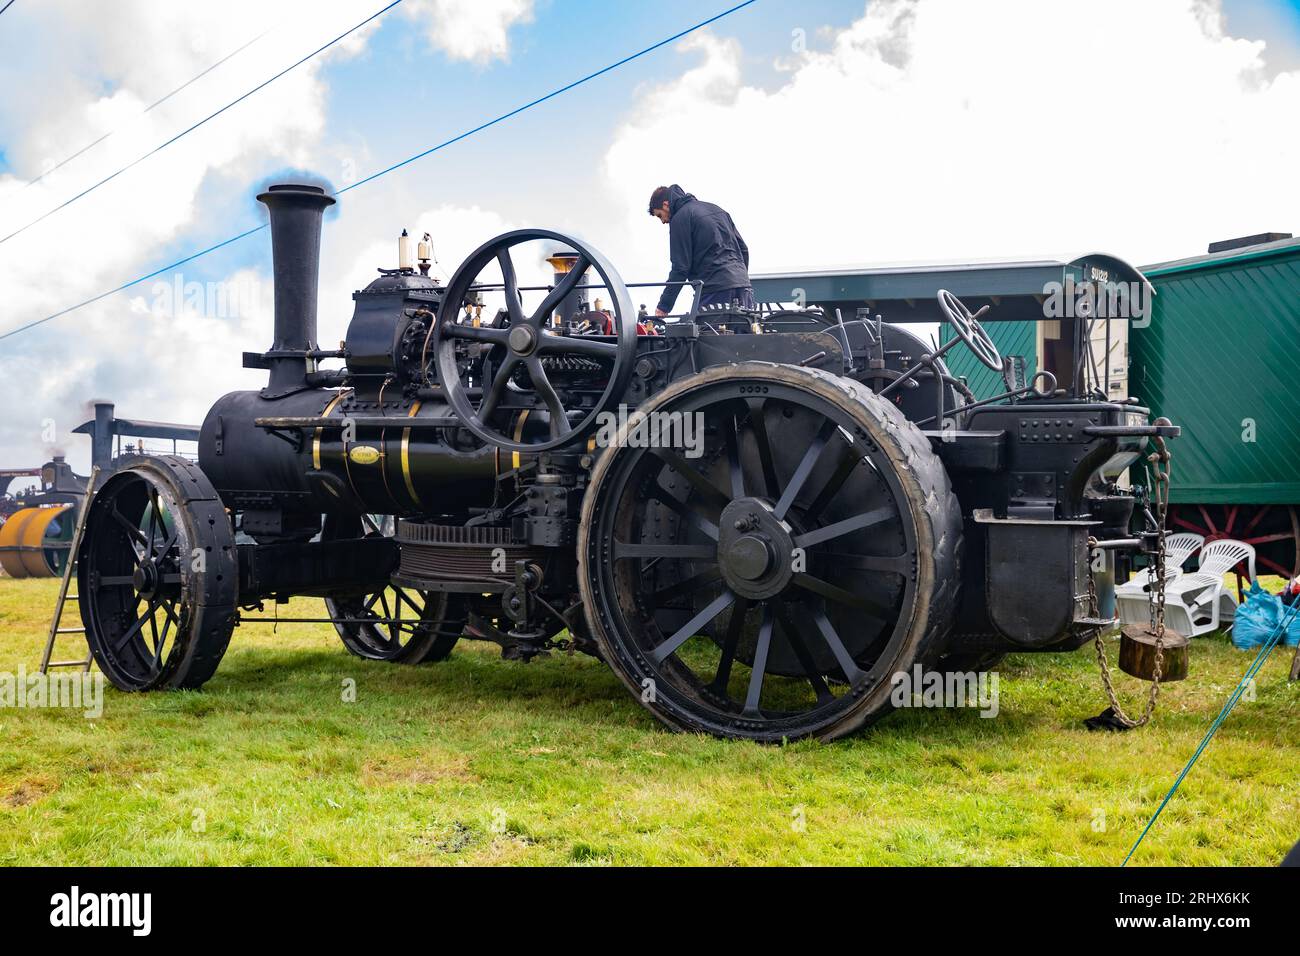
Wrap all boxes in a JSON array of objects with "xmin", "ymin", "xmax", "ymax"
[
  {"xmin": 256, "ymin": 184, "xmax": 336, "ymax": 391},
  {"xmin": 91, "ymin": 401, "xmax": 114, "ymax": 470}
]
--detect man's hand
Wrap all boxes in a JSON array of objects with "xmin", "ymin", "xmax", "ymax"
[{"xmin": 655, "ymin": 308, "xmax": 667, "ymax": 317}]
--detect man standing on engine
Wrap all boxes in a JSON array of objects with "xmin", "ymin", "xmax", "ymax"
[{"xmin": 648, "ymin": 184, "xmax": 752, "ymax": 316}]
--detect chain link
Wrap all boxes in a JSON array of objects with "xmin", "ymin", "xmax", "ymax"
[{"xmin": 1093, "ymin": 435, "xmax": 1172, "ymax": 728}]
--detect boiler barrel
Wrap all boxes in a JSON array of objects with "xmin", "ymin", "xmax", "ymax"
[{"xmin": 199, "ymin": 389, "xmax": 497, "ymax": 515}]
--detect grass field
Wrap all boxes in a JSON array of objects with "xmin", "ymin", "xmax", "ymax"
[{"xmin": 1, "ymin": 577, "xmax": 1297, "ymax": 866}]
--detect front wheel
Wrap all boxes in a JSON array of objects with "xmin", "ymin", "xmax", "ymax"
[
  {"xmin": 578, "ymin": 362, "xmax": 962, "ymax": 743},
  {"xmin": 78, "ymin": 457, "xmax": 237, "ymax": 691}
]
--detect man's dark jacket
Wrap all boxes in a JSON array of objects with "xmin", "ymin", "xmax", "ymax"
[{"xmin": 656, "ymin": 185, "xmax": 750, "ymax": 313}]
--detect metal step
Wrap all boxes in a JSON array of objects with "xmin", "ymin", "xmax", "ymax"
[{"xmin": 1078, "ymin": 616, "xmax": 1119, "ymax": 627}]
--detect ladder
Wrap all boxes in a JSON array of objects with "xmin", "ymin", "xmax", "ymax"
[{"xmin": 39, "ymin": 466, "xmax": 100, "ymax": 674}]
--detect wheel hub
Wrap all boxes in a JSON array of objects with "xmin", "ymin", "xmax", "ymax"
[
  {"xmin": 508, "ymin": 324, "xmax": 538, "ymax": 355},
  {"xmin": 729, "ymin": 535, "xmax": 772, "ymax": 580},
  {"xmin": 132, "ymin": 561, "xmax": 158, "ymax": 599},
  {"xmin": 718, "ymin": 498, "xmax": 795, "ymax": 600}
]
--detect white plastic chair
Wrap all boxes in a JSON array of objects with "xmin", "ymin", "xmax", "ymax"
[
  {"xmin": 1170, "ymin": 539, "xmax": 1256, "ymax": 635},
  {"xmin": 1127, "ymin": 538, "xmax": 1255, "ymax": 637},
  {"xmin": 1115, "ymin": 533, "xmax": 1204, "ymax": 630},
  {"xmin": 1165, "ymin": 533, "xmax": 1207, "ymax": 572}
]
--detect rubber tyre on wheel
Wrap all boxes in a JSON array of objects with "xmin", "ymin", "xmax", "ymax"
[{"xmin": 578, "ymin": 362, "xmax": 962, "ymax": 743}]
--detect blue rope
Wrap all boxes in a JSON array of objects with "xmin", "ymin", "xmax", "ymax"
[{"xmin": 1123, "ymin": 596, "xmax": 1300, "ymax": 865}]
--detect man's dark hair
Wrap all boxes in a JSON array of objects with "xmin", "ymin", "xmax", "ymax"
[{"xmin": 648, "ymin": 185, "xmax": 671, "ymax": 215}]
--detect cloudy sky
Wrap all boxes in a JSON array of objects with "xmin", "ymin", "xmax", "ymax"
[{"xmin": 0, "ymin": 0, "xmax": 1297, "ymax": 471}]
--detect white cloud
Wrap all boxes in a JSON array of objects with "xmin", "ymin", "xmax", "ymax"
[
  {"xmin": 0, "ymin": 0, "xmax": 535, "ymax": 469},
  {"xmin": 602, "ymin": 0, "xmax": 1300, "ymax": 283},
  {"xmin": 0, "ymin": 1, "xmax": 362, "ymax": 463},
  {"xmin": 400, "ymin": 0, "xmax": 534, "ymax": 65}
]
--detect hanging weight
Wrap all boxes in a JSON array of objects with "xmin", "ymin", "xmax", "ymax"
[{"xmin": 1119, "ymin": 624, "xmax": 1189, "ymax": 683}]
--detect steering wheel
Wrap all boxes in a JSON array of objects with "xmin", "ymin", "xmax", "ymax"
[
  {"xmin": 430, "ymin": 229, "xmax": 637, "ymax": 454},
  {"xmin": 936, "ymin": 289, "xmax": 1002, "ymax": 371}
]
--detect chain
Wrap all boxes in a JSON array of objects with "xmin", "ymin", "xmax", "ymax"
[{"xmin": 1093, "ymin": 435, "xmax": 1172, "ymax": 728}]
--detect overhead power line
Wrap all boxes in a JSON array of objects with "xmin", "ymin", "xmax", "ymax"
[
  {"xmin": 0, "ymin": 225, "xmax": 269, "ymax": 340},
  {"xmin": 25, "ymin": 26, "xmax": 275, "ymax": 189},
  {"xmin": 0, "ymin": 0, "xmax": 404, "ymax": 247},
  {"xmin": 0, "ymin": 0, "xmax": 760, "ymax": 343},
  {"xmin": 336, "ymin": 0, "xmax": 757, "ymax": 195},
  {"xmin": 0, "ymin": 1, "xmax": 15, "ymax": 19}
]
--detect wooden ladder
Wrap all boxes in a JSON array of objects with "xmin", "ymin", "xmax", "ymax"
[{"xmin": 38, "ymin": 466, "xmax": 99, "ymax": 675}]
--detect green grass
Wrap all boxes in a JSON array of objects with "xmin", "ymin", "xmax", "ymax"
[{"xmin": 1, "ymin": 578, "xmax": 1297, "ymax": 866}]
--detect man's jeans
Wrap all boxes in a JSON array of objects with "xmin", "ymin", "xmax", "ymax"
[{"xmin": 699, "ymin": 286, "xmax": 756, "ymax": 309}]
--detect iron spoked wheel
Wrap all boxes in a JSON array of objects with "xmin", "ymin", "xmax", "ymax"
[
  {"xmin": 578, "ymin": 362, "xmax": 962, "ymax": 743},
  {"xmin": 321, "ymin": 513, "xmax": 465, "ymax": 663},
  {"xmin": 325, "ymin": 588, "xmax": 465, "ymax": 663},
  {"xmin": 78, "ymin": 457, "xmax": 237, "ymax": 691}
]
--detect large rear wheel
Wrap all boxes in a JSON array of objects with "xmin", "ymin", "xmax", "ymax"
[{"xmin": 578, "ymin": 362, "xmax": 962, "ymax": 742}]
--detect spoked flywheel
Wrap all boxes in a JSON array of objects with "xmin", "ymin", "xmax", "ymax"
[
  {"xmin": 429, "ymin": 228, "xmax": 638, "ymax": 454},
  {"xmin": 321, "ymin": 513, "xmax": 466, "ymax": 663},
  {"xmin": 578, "ymin": 362, "xmax": 962, "ymax": 742},
  {"xmin": 78, "ymin": 456, "xmax": 237, "ymax": 691}
]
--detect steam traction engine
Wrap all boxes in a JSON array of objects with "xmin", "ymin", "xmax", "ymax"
[{"xmin": 76, "ymin": 183, "xmax": 1178, "ymax": 742}]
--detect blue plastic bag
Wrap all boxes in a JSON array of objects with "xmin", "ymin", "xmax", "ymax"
[{"xmin": 1231, "ymin": 581, "xmax": 1300, "ymax": 649}]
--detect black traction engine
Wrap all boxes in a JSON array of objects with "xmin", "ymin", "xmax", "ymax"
[{"xmin": 75, "ymin": 183, "xmax": 1178, "ymax": 742}]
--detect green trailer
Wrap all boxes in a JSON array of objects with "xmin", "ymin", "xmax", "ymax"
[{"xmin": 1138, "ymin": 236, "xmax": 1300, "ymax": 578}]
